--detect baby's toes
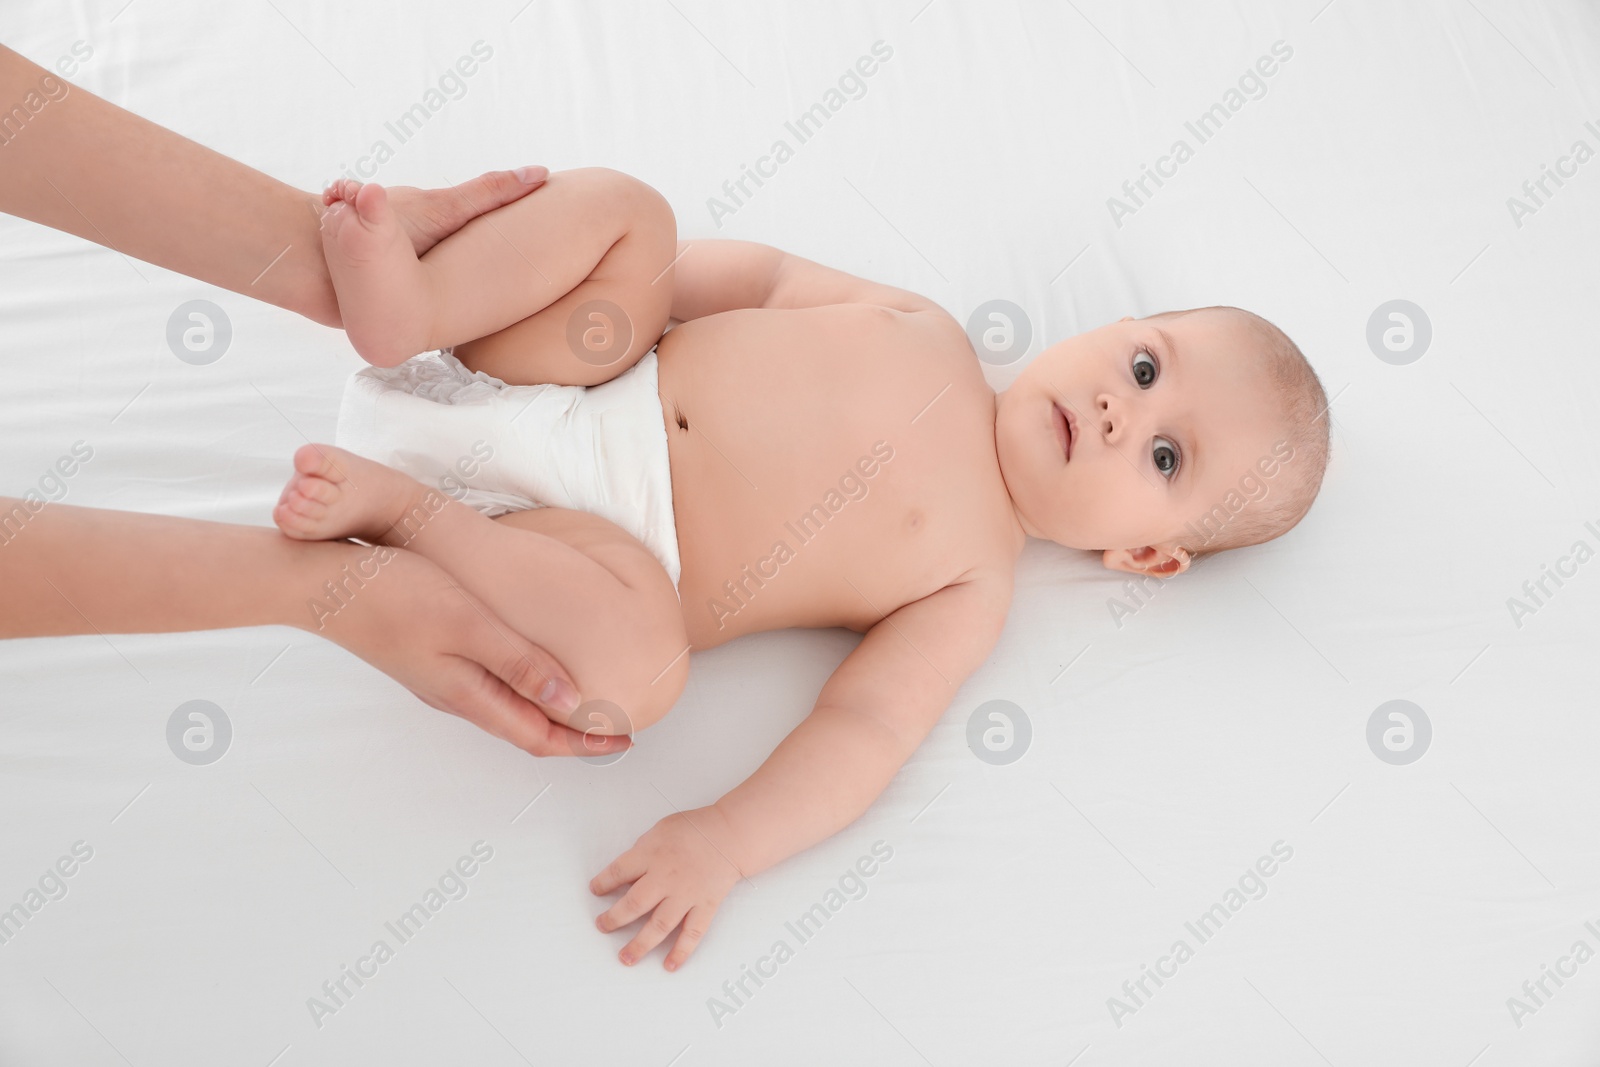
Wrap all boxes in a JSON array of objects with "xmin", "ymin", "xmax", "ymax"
[
  {"xmin": 320, "ymin": 199, "xmax": 389, "ymax": 261},
  {"xmin": 293, "ymin": 443, "xmax": 351, "ymax": 483},
  {"xmin": 284, "ymin": 486, "xmax": 330, "ymax": 519},
  {"xmin": 273, "ymin": 496, "xmax": 326, "ymax": 539},
  {"xmin": 352, "ymin": 181, "xmax": 392, "ymax": 229},
  {"xmin": 290, "ymin": 472, "xmax": 341, "ymax": 508},
  {"xmin": 322, "ymin": 179, "xmax": 358, "ymax": 204},
  {"xmin": 318, "ymin": 199, "xmax": 353, "ymax": 239}
]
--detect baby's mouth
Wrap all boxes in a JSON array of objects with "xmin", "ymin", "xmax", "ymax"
[{"xmin": 1051, "ymin": 401, "xmax": 1074, "ymax": 463}]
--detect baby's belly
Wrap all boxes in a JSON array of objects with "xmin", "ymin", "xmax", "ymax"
[
  {"xmin": 654, "ymin": 307, "xmax": 1004, "ymax": 649},
  {"xmin": 671, "ymin": 435, "xmax": 927, "ymax": 647}
]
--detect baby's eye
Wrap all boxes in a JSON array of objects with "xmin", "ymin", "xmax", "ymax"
[
  {"xmin": 1153, "ymin": 436, "xmax": 1180, "ymax": 479},
  {"xmin": 1132, "ymin": 349, "xmax": 1159, "ymax": 388}
]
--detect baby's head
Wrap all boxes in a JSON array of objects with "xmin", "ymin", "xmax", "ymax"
[{"xmin": 994, "ymin": 306, "xmax": 1329, "ymax": 576}]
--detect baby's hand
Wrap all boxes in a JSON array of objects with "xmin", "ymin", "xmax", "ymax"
[{"xmin": 591, "ymin": 806, "xmax": 745, "ymax": 972}]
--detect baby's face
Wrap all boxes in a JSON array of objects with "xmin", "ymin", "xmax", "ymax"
[{"xmin": 995, "ymin": 308, "xmax": 1284, "ymax": 573}]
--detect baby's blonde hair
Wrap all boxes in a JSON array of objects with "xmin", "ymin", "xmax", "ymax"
[{"xmin": 1148, "ymin": 306, "xmax": 1330, "ymax": 559}]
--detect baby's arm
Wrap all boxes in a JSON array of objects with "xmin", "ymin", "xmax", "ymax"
[
  {"xmin": 716, "ymin": 574, "xmax": 1011, "ymax": 867},
  {"xmin": 591, "ymin": 572, "xmax": 1012, "ymax": 970},
  {"xmin": 669, "ymin": 239, "xmax": 944, "ymax": 320}
]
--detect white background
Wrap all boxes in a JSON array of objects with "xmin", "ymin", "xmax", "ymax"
[{"xmin": 2, "ymin": 1, "xmax": 1598, "ymax": 1064}]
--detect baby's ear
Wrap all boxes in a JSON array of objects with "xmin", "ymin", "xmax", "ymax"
[{"xmin": 1102, "ymin": 545, "xmax": 1190, "ymax": 577}]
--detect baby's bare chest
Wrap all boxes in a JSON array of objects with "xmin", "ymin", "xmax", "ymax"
[{"xmin": 654, "ymin": 306, "xmax": 1016, "ymax": 648}]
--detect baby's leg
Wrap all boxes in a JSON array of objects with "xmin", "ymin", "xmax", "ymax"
[
  {"xmin": 320, "ymin": 168, "xmax": 676, "ymax": 384},
  {"xmin": 274, "ymin": 444, "xmax": 689, "ymax": 731}
]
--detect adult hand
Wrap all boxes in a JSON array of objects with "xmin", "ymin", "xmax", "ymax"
[
  {"xmin": 0, "ymin": 47, "xmax": 549, "ymax": 325},
  {"xmin": 327, "ymin": 166, "xmax": 549, "ymax": 259},
  {"xmin": 312, "ymin": 542, "xmax": 630, "ymax": 759}
]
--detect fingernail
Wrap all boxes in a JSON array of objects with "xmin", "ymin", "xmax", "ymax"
[
  {"xmin": 514, "ymin": 166, "xmax": 548, "ymax": 184},
  {"xmin": 619, "ymin": 952, "xmax": 633, "ymax": 965},
  {"xmin": 539, "ymin": 678, "xmax": 580, "ymax": 713},
  {"xmin": 665, "ymin": 960, "xmax": 676, "ymax": 972}
]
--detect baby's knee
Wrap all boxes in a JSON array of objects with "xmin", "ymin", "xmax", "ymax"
[
  {"xmin": 556, "ymin": 651, "xmax": 685, "ymax": 741},
  {"xmin": 600, "ymin": 167, "xmax": 673, "ymax": 227},
  {"xmin": 560, "ymin": 167, "xmax": 675, "ymax": 236},
  {"xmin": 554, "ymin": 585, "xmax": 688, "ymax": 738},
  {"xmin": 614, "ymin": 604, "xmax": 690, "ymax": 733},
  {"xmin": 629, "ymin": 622, "xmax": 691, "ymax": 731}
]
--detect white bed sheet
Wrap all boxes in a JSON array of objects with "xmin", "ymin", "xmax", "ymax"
[{"xmin": 3, "ymin": 1, "xmax": 1599, "ymax": 1063}]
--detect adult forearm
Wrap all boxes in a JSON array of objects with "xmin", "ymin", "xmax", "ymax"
[
  {"xmin": 0, "ymin": 44, "xmax": 339, "ymax": 324},
  {"xmin": 713, "ymin": 704, "xmax": 915, "ymax": 876},
  {"xmin": 0, "ymin": 498, "xmax": 352, "ymax": 638}
]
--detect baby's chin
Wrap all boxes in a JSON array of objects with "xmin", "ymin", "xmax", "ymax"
[
  {"xmin": 1041, "ymin": 517, "xmax": 1143, "ymax": 554},
  {"xmin": 1031, "ymin": 516, "xmax": 1096, "ymax": 552},
  {"xmin": 1050, "ymin": 533, "xmax": 1101, "ymax": 552}
]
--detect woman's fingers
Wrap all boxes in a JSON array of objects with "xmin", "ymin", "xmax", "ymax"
[
  {"xmin": 430, "ymin": 166, "xmax": 549, "ymax": 232},
  {"xmin": 392, "ymin": 166, "xmax": 549, "ymax": 257},
  {"xmin": 453, "ymin": 664, "xmax": 629, "ymax": 759},
  {"xmin": 446, "ymin": 586, "xmax": 637, "ymax": 758},
  {"xmin": 489, "ymin": 638, "xmax": 582, "ymax": 721},
  {"xmin": 432, "ymin": 658, "xmax": 567, "ymax": 757},
  {"xmin": 446, "ymin": 580, "xmax": 575, "ymax": 714},
  {"xmin": 310, "ymin": 544, "xmax": 616, "ymax": 758}
]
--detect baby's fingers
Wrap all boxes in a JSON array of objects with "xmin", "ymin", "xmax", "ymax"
[
  {"xmin": 663, "ymin": 904, "xmax": 718, "ymax": 972},
  {"xmin": 621, "ymin": 900, "xmax": 690, "ymax": 967},
  {"xmin": 596, "ymin": 876, "xmax": 663, "ymax": 935},
  {"xmin": 590, "ymin": 849, "xmax": 647, "ymax": 897}
]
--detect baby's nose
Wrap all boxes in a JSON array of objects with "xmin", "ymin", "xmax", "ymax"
[{"xmin": 1095, "ymin": 398, "xmax": 1118, "ymax": 441}]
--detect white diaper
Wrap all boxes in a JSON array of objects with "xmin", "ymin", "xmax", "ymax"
[{"xmin": 334, "ymin": 348, "xmax": 682, "ymax": 591}]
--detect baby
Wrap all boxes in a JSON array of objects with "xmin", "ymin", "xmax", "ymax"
[{"xmin": 274, "ymin": 167, "xmax": 1330, "ymax": 972}]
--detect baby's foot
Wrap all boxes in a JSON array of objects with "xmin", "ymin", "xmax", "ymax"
[
  {"xmin": 319, "ymin": 180, "xmax": 434, "ymax": 368},
  {"xmin": 273, "ymin": 444, "xmax": 433, "ymax": 545}
]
